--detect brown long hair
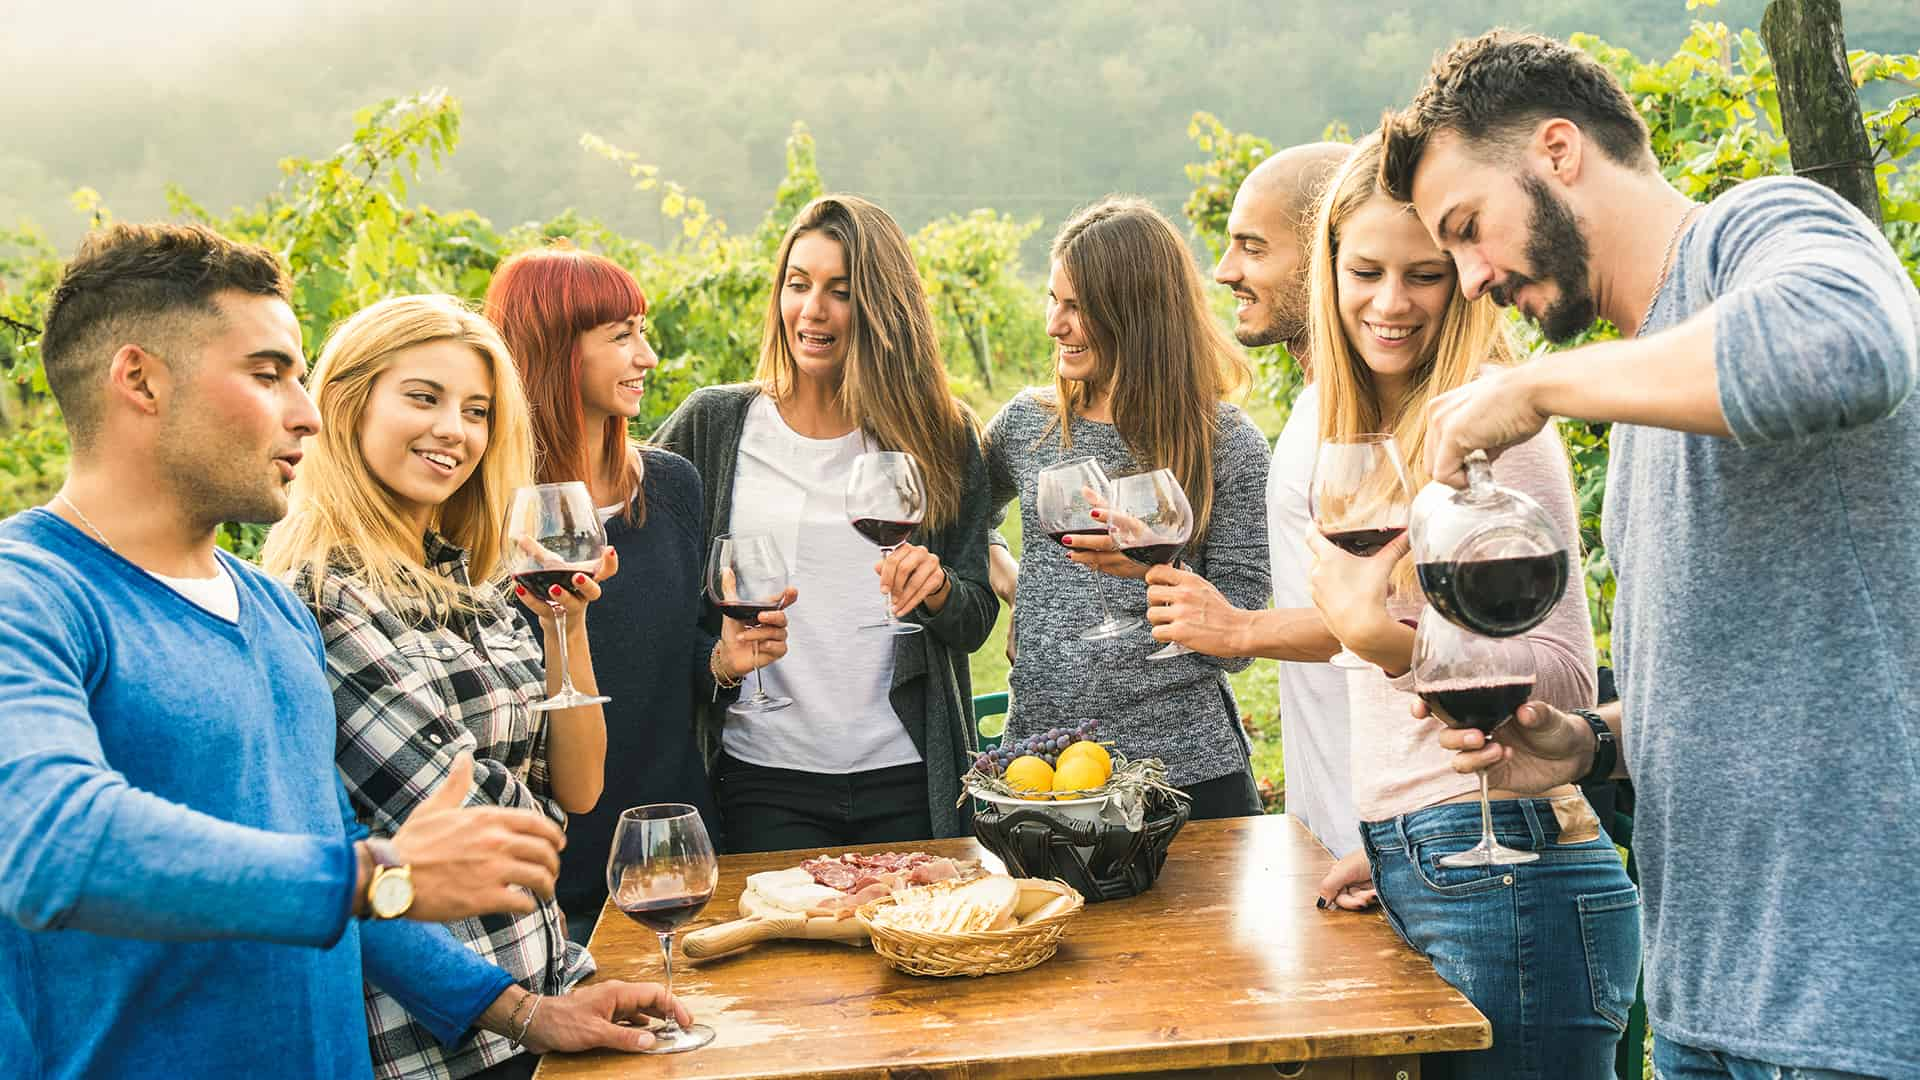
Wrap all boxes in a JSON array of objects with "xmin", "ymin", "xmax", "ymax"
[
  {"xmin": 754, "ymin": 194, "xmax": 976, "ymax": 529},
  {"xmin": 484, "ymin": 247, "xmax": 648, "ymax": 525},
  {"xmin": 1046, "ymin": 196, "xmax": 1251, "ymax": 540}
]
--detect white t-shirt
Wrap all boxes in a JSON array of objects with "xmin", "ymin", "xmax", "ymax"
[
  {"xmin": 1265, "ymin": 383, "xmax": 1362, "ymax": 858},
  {"xmin": 148, "ymin": 560, "xmax": 241, "ymax": 622},
  {"xmin": 722, "ymin": 395, "xmax": 918, "ymax": 773}
]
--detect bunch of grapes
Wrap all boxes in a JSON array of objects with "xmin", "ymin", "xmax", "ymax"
[{"xmin": 970, "ymin": 719, "xmax": 1104, "ymax": 775}]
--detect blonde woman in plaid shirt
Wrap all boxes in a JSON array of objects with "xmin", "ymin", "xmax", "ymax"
[{"xmin": 264, "ymin": 295, "xmax": 685, "ymax": 1080}]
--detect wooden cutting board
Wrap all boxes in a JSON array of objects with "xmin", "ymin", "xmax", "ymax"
[{"xmin": 680, "ymin": 871, "xmax": 868, "ymax": 959}]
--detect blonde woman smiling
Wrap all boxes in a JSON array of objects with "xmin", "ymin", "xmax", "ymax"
[{"xmin": 263, "ymin": 295, "xmax": 677, "ymax": 1080}]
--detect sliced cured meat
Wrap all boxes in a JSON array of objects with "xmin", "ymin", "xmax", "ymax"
[{"xmin": 793, "ymin": 853, "xmax": 980, "ymax": 918}]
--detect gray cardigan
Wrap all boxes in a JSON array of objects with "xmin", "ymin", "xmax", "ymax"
[{"xmin": 651, "ymin": 383, "xmax": 997, "ymax": 839}]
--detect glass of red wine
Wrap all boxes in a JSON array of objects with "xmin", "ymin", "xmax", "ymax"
[
  {"xmin": 845, "ymin": 450, "xmax": 928, "ymax": 636},
  {"xmin": 1308, "ymin": 434, "xmax": 1412, "ymax": 670},
  {"xmin": 1036, "ymin": 457, "xmax": 1142, "ymax": 640},
  {"xmin": 706, "ymin": 533, "xmax": 792, "ymax": 715},
  {"xmin": 503, "ymin": 481, "xmax": 612, "ymax": 711},
  {"xmin": 607, "ymin": 803, "xmax": 719, "ymax": 1053},
  {"xmin": 1105, "ymin": 468, "xmax": 1194, "ymax": 661},
  {"xmin": 1411, "ymin": 610, "xmax": 1540, "ymax": 867}
]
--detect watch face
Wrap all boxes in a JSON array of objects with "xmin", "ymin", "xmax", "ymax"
[{"xmin": 372, "ymin": 871, "xmax": 413, "ymax": 918}]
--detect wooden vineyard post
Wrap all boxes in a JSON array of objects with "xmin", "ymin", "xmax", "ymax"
[{"xmin": 1761, "ymin": 0, "xmax": 1883, "ymax": 226}]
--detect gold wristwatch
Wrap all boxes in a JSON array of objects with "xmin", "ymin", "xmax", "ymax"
[{"xmin": 364, "ymin": 837, "xmax": 415, "ymax": 920}]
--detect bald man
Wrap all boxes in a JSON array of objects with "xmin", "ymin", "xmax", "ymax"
[
  {"xmin": 1145, "ymin": 143, "xmax": 1370, "ymax": 873},
  {"xmin": 1214, "ymin": 142, "xmax": 1350, "ymax": 360}
]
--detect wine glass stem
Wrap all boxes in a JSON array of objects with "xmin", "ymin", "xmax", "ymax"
[
  {"xmin": 1090, "ymin": 565, "xmax": 1117, "ymax": 622},
  {"xmin": 657, "ymin": 932, "xmax": 680, "ymax": 1033},
  {"xmin": 879, "ymin": 544, "xmax": 899, "ymax": 625},
  {"xmin": 750, "ymin": 639, "xmax": 767, "ymax": 703},
  {"xmin": 552, "ymin": 604, "xmax": 578, "ymax": 697},
  {"xmin": 1475, "ymin": 770, "xmax": 1495, "ymax": 850}
]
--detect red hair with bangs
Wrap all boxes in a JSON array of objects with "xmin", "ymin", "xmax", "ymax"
[{"xmin": 484, "ymin": 247, "xmax": 650, "ymax": 523}]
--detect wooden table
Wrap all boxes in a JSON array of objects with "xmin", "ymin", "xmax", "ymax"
[{"xmin": 537, "ymin": 815, "xmax": 1488, "ymax": 1080}]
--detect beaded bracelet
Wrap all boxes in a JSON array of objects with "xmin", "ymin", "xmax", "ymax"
[{"xmin": 710, "ymin": 643, "xmax": 743, "ymax": 689}]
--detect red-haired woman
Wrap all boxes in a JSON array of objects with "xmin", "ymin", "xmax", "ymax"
[{"xmin": 484, "ymin": 248, "xmax": 791, "ymax": 943}]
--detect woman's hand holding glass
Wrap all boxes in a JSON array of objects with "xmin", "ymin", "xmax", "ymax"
[
  {"xmin": 717, "ymin": 585, "xmax": 797, "ymax": 677},
  {"xmin": 505, "ymin": 481, "xmax": 614, "ymax": 711},
  {"xmin": 1061, "ymin": 517, "xmax": 1154, "ymax": 579},
  {"xmin": 875, "ymin": 543, "xmax": 951, "ymax": 617},
  {"xmin": 511, "ymin": 547, "xmax": 619, "ymax": 628},
  {"xmin": 1305, "ymin": 528, "xmax": 1412, "ymax": 672}
]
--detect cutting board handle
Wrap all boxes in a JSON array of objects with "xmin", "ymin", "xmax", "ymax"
[{"xmin": 682, "ymin": 915, "xmax": 804, "ymax": 959}]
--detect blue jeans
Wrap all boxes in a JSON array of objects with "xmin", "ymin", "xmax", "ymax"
[
  {"xmin": 1652, "ymin": 1036, "xmax": 1882, "ymax": 1080},
  {"xmin": 1362, "ymin": 796, "xmax": 1642, "ymax": 1080}
]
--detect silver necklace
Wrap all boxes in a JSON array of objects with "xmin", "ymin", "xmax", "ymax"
[
  {"xmin": 52, "ymin": 493, "xmax": 115, "ymax": 553},
  {"xmin": 1637, "ymin": 203, "xmax": 1701, "ymax": 336}
]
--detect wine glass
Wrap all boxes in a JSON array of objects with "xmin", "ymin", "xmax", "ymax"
[
  {"xmin": 1036, "ymin": 457, "xmax": 1142, "ymax": 640},
  {"xmin": 1411, "ymin": 610, "xmax": 1540, "ymax": 867},
  {"xmin": 706, "ymin": 533, "xmax": 792, "ymax": 715},
  {"xmin": 1105, "ymin": 468, "xmax": 1193, "ymax": 661},
  {"xmin": 503, "ymin": 481, "xmax": 611, "ymax": 711},
  {"xmin": 1308, "ymin": 435, "xmax": 1412, "ymax": 670},
  {"xmin": 845, "ymin": 450, "xmax": 927, "ymax": 636},
  {"xmin": 607, "ymin": 804, "xmax": 720, "ymax": 1053}
]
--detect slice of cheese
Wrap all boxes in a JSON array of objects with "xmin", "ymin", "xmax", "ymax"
[{"xmin": 742, "ymin": 868, "xmax": 846, "ymax": 915}]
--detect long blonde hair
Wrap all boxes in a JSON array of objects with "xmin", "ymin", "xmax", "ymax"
[
  {"xmin": 262, "ymin": 294, "xmax": 535, "ymax": 617},
  {"xmin": 1046, "ymin": 196, "xmax": 1251, "ymax": 540},
  {"xmin": 755, "ymin": 195, "xmax": 977, "ymax": 529},
  {"xmin": 1307, "ymin": 133, "xmax": 1516, "ymax": 586}
]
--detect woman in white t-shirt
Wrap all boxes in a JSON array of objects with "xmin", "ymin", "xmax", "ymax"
[{"xmin": 652, "ymin": 195, "xmax": 996, "ymax": 853}]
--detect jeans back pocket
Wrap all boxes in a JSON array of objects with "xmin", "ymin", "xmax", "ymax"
[{"xmin": 1576, "ymin": 884, "xmax": 1642, "ymax": 1031}]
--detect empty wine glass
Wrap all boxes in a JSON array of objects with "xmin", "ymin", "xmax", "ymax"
[
  {"xmin": 607, "ymin": 804, "xmax": 720, "ymax": 1053},
  {"xmin": 1411, "ymin": 610, "xmax": 1540, "ymax": 867},
  {"xmin": 845, "ymin": 450, "xmax": 927, "ymax": 636},
  {"xmin": 706, "ymin": 533, "xmax": 791, "ymax": 715},
  {"xmin": 1308, "ymin": 435, "xmax": 1412, "ymax": 670},
  {"xmin": 504, "ymin": 481, "xmax": 611, "ymax": 711},
  {"xmin": 1036, "ymin": 457, "xmax": 1141, "ymax": 640},
  {"xmin": 1105, "ymin": 468, "xmax": 1194, "ymax": 661}
]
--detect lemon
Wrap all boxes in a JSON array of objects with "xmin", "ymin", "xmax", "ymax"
[
  {"xmin": 977, "ymin": 712, "xmax": 1006, "ymax": 739},
  {"xmin": 1002, "ymin": 755, "xmax": 1054, "ymax": 799},
  {"xmin": 1052, "ymin": 756, "xmax": 1109, "ymax": 797},
  {"xmin": 1056, "ymin": 740, "xmax": 1112, "ymax": 780}
]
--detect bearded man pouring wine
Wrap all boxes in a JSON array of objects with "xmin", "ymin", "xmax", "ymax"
[{"xmin": 1382, "ymin": 30, "xmax": 1920, "ymax": 1080}]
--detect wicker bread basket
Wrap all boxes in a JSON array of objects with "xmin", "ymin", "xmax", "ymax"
[{"xmin": 855, "ymin": 878, "xmax": 1084, "ymax": 977}]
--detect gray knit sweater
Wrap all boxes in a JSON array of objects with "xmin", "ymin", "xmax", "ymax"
[{"xmin": 984, "ymin": 390, "xmax": 1271, "ymax": 785}]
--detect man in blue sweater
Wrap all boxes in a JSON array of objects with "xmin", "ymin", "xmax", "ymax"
[
  {"xmin": 0, "ymin": 223, "xmax": 689, "ymax": 1078},
  {"xmin": 1379, "ymin": 31, "xmax": 1920, "ymax": 1080}
]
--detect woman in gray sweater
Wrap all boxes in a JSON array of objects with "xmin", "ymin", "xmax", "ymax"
[
  {"xmin": 986, "ymin": 197, "xmax": 1271, "ymax": 818},
  {"xmin": 653, "ymin": 195, "xmax": 996, "ymax": 852}
]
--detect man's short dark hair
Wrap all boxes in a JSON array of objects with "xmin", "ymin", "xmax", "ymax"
[
  {"xmin": 39, "ymin": 222, "xmax": 291, "ymax": 449},
  {"xmin": 1380, "ymin": 30, "xmax": 1655, "ymax": 202}
]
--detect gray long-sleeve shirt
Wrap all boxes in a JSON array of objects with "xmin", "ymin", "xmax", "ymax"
[
  {"xmin": 1607, "ymin": 177, "xmax": 1920, "ymax": 1076},
  {"xmin": 985, "ymin": 390, "xmax": 1271, "ymax": 786}
]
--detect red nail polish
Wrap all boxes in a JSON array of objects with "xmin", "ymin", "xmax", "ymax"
[
  {"xmin": 1061, "ymin": 536, "xmax": 1073, "ymax": 546},
  {"xmin": 550, "ymin": 586, "xmax": 563, "ymax": 597},
  {"xmin": 514, "ymin": 585, "xmax": 527, "ymax": 596},
  {"xmin": 574, "ymin": 574, "xmax": 587, "ymax": 585}
]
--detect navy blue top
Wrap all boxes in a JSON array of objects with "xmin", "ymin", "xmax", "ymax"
[{"xmin": 556, "ymin": 449, "xmax": 725, "ymax": 918}]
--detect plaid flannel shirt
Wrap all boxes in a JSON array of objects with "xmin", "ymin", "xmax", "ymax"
[{"xmin": 289, "ymin": 534, "xmax": 592, "ymax": 1080}]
